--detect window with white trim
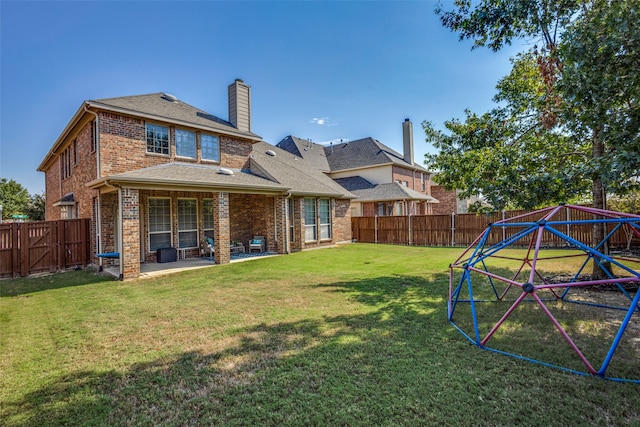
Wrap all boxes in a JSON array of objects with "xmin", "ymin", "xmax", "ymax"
[
  {"xmin": 287, "ymin": 198, "xmax": 295, "ymax": 242},
  {"xmin": 176, "ymin": 129, "xmax": 196, "ymax": 158},
  {"xmin": 201, "ymin": 134, "xmax": 220, "ymax": 162},
  {"xmin": 148, "ymin": 198, "xmax": 171, "ymax": 251},
  {"xmin": 146, "ymin": 123, "xmax": 169, "ymax": 155},
  {"xmin": 304, "ymin": 198, "xmax": 316, "ymax": 242},
  {"xmin": 178, "ymin": 199, "xmax": 198, "ymax": 248},
  {"xmin": 395, "ymin": 202, "xmax": 403, "ymax": 216},
  {"xmin": 203, "ymin": 199, "xmax": 214, "ymax": 239},
  {"xmin": 319, "ymin": 198, "xmax": 331, "ymax": 240}
]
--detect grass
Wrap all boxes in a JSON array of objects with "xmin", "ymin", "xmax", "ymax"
[{"xmin": 1, "ymin": 244, "xmax": 639, "ymax": 426}]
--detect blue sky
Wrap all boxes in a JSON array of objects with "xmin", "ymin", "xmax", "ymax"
[{"xmin": 1, "ymin": 1, "xmax": 524, "ymax": 195}]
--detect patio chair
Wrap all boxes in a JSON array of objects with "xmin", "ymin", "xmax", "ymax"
[
  {"xmin": 202, "ymin": 237, "xmax": 215, "ymax": 260},
  {"xmin": 249, "ymin": 236, "xmax": 266, "ymax": 253}
]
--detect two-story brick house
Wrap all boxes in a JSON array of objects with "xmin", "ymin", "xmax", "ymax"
[
  {"xmin": 277, "ymin": 118, "xmax": 439, "ymax": 217},
  {"xmin": 38, "ymin": 80, "xmax": 354, "ymax": 280}
]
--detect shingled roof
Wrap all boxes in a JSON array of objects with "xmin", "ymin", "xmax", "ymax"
[
  {"xmin": 87, "ymin": 162, "xmax": 288, "ymax": 194},
  {"xmin": 250, "ymin": 141, "xmax": 354, "ymax": 198},
  {"xmin": 324, "ymin": 137, "xmax": 429, "ymax": 172},
  {"xmin": 276, "ymin": 136, "xmax": 331, "ymax": 172},
  {"xmin": 334, "ymin": 177, "xmax": 438, "ymax": 203},
  {"xmin": 90, "ymin": 93, "xmax": 261, "ymax": 140},
  {"xmin": 277, "ymin": 136, "xmax": 430, "ymax": 173}
]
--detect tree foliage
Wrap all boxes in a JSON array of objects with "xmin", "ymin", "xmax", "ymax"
[
  {"xmin": 0, "ymin": 178, "xmax": 30, "ymax": 220},
  {"xmin": 0, "ymin": 178, "xmax": 44, "ymax": 221},
  {"xmin": 558, "ymin": 0, "xmax": 640, "ymax": 195},
  {"xmin": 426, "ymin": 0, "xmax": 639, "ymax": 212}
]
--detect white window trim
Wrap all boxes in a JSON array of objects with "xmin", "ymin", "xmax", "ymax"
[
  {"xmin": 203, "ymin": 198, "xmax": 214, "ymax": 238},
  {"xmin": 304, "ymin": 197, "xmax": 317, "ymax": 242},
  {"xmin": 148, "ymin": 197, "xmax": 172, "ymax": 252},
  {"xmin": 201, "ymin": 133, "xmax": 220, "ymax": 163},
  {"xmin": 177, "ymin": 198, "xmax": 198, "ymax": 249},
  {"xmin": 175, "ymin": 129, "xmax": 196, "ymax": 159},
  {"xmin": 145, "ymin": 123, "xmax": 170, "ymax": 156},
  {"xmin": 319, "ymin": 198, "xmax": 331, "ymax": 240}
]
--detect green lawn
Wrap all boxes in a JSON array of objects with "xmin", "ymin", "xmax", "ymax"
[{"xmin": 1, "ymin": 244, "xmax": 638, "ymax": 426}]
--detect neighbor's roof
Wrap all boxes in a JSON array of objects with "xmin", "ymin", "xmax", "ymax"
[
  {"xmin": 325, "ymin": 137, "xmax": 430, "ymax": 173},
  {"xmin": 277, "ymin": 135, "xmax": 430, "ymax": 174},
  {"xmin": 334, "ymin": 177, "xmax": 439, "ymax": 203},
  {"xmin": 87, "ymin": 162, "xmax": 288, "ymax": 195},
  {"xmin": 250, "ymin": 141, "xmax": 355, "ymax": 198},
  {"xmin": 276, "ymin": 136, "xmax": 331, "ymax": 172}
]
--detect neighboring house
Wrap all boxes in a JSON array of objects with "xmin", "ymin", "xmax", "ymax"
[
  {"xmin": 277, "ymin": 118, "xmax": 439, "ymax": 217},
  {"xmin": 430, "ymin": 183, "xmax": 487, "ymax": 215},
  {"xmin": 38, "ymin": 80, "xmax": 354, "ymax": 280}
]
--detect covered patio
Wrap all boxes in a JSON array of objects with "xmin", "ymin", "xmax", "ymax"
[{"xmin": 103, "ymin": 251, "xmax": 277, "ymax": 280}]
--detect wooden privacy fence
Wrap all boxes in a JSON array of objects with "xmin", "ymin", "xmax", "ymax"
[
  {"xmin": 352, "ymin": 208, "xmax": 638, "ymax": 249},
  {"xmin": 0, "ymin": 219, "xmax": 91, "ymax": 278}
]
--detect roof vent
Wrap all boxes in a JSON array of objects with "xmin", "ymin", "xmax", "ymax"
[
  {"xmin": 266, "ymin": 149, "xmax": 276, "ymax": 157},
  {"xmin": 218, "ymin": 168, "xmax": 234, "ymax": 175},
  {"xmin": 161, "ymin": 93, "xmax": 178, "ymax": 102}
]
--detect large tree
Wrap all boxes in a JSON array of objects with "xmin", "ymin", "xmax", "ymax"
[
  {"xmin": 427, "ymin": 0, "xmax": 640, "ymax": 276},
  {"xmin": 0, "ymin": 178, "xmax": 30, "ymax": 220}
]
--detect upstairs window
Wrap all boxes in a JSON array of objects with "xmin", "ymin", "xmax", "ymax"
[
  {"xmin": 146, "ymin": 123, "xmax": 169, "ymax": 155},
  {"xmin": 201, "ymin": 134, "xmax": 220, "ymax": 162},
  {"xmin": 176, "ymin": 129, "xmax": 196, "ymax": 158}
]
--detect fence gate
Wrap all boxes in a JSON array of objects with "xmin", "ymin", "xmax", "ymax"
[{"xmin": 0, "ymin": 219, "xmax": 91, "ymax": 278}]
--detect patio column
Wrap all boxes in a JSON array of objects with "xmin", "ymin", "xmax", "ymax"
[
  {"xmin": 275, "ymin": 195, "xmax": 287, "ymax": 254},
  {"xmin": 214, "ymin": 191, "xmax": 230, "ymax": 264},
  {"xmin": 121, "ymin": 188, "xmax": 140, "ymax": 279}
]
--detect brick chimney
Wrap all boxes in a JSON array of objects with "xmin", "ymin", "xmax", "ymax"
[
  {"xmin": 228, "ymin": 79, "xmax": 251, "ymax": 132},
  {"xmin": 402, "ymin": 118, "xmax": 414, "ymax": 166}
]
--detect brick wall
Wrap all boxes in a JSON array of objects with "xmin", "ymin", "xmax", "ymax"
[
  {"xmin": 98, "ymin": 112, "xmax": 255, "ymax": 176},
  {"xmin": 391, "ymin": 166, "xmax": 431, "ymax": 195},
  {"xmin": 431, "ymin": 185, "xmax": 458, "ymax": 215},
  {"xmin": 333, "ymin": 199, "xmax": 352, "ymax": 242},
  {"xmin": 44, "ymin": 119, "xmax": 98, "ymax": 221}
]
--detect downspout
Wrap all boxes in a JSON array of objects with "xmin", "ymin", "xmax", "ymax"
[
  {"xmin": 117, "ymin": 187, "xmax": 124, "ymax": 280},
  {"xmin": 84, "ymin": 106, "xmax": 102, "ymax": 267}
]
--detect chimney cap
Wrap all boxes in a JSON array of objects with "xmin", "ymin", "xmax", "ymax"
[
  {"xmin": 404, "ymin": 118, "xmax": 411, "ymax": 122},
  {"xmin": 235, "ymin": 78, "xmax": 244, "ymax": 83}
]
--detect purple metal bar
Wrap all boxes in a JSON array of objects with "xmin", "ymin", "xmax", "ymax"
[
  {"xmin": 480, "ymin": 291, "xmax": 529, "ymax": 346},
  {"xmin": 528, "ymin": 224, "xmax": 546, "ymax": 284},
  {"xmin": 531, "ymin": 292, "xmax": 597, "ymax": 374}
]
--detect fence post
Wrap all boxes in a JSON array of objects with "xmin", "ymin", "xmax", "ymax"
[
  {"xmin": 375, "ymin": 215, "xmax": 378, "ymax": 244},
  {"xmin": 451, "ymin": 212, "xmax": 455, "ymax": 246},
  {"xmin": 566, "ymin": 206, "xmax": 571, "ymax": 243},
  {"xmin": 502, "ymin": 210, "xmax": 506, "ymax": 242},
  {"xmin": 12, "ymin": 223, "xmax": 19, "ymax": 278},
  {"xmin": 20, "ymin": 223, "xmax": 29, "ymax": 277},
  {"xmin": 408, "ymin": 214, "xmax": 412, "ymax": 246},
  {"xmin": 58, "ymin": 220, "xmax": 66, "ymax": 271}
]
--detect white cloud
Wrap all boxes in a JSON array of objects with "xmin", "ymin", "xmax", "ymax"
[{"xmin": 311, "ymin": 117, "xmax": 328, "ymax": 125}]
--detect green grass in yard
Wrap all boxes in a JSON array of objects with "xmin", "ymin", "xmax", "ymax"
[{"xmin": 1, "ymin": 244, "xmax": 639, "ymax": 426}]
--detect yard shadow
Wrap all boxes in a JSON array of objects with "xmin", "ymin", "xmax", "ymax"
[
  {"xmin": 0, "ymin": 269, "xmax": 115, "ymax": 297},
  {"xmin": 4, "ymin": 273, "xmax": 640, "ymax": 426}
]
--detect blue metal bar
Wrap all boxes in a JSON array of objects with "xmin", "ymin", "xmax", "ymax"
[
  {"xmin": 466, "ymin": 271, "xmax": 482, "ymax": 345},
  {"xmin": 599, "ymin": 288, "xmax": 640, "ymax": 376},
  {"xmin": 544, "ymin": 225, "xmax": 640, "ymax": 278}
]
